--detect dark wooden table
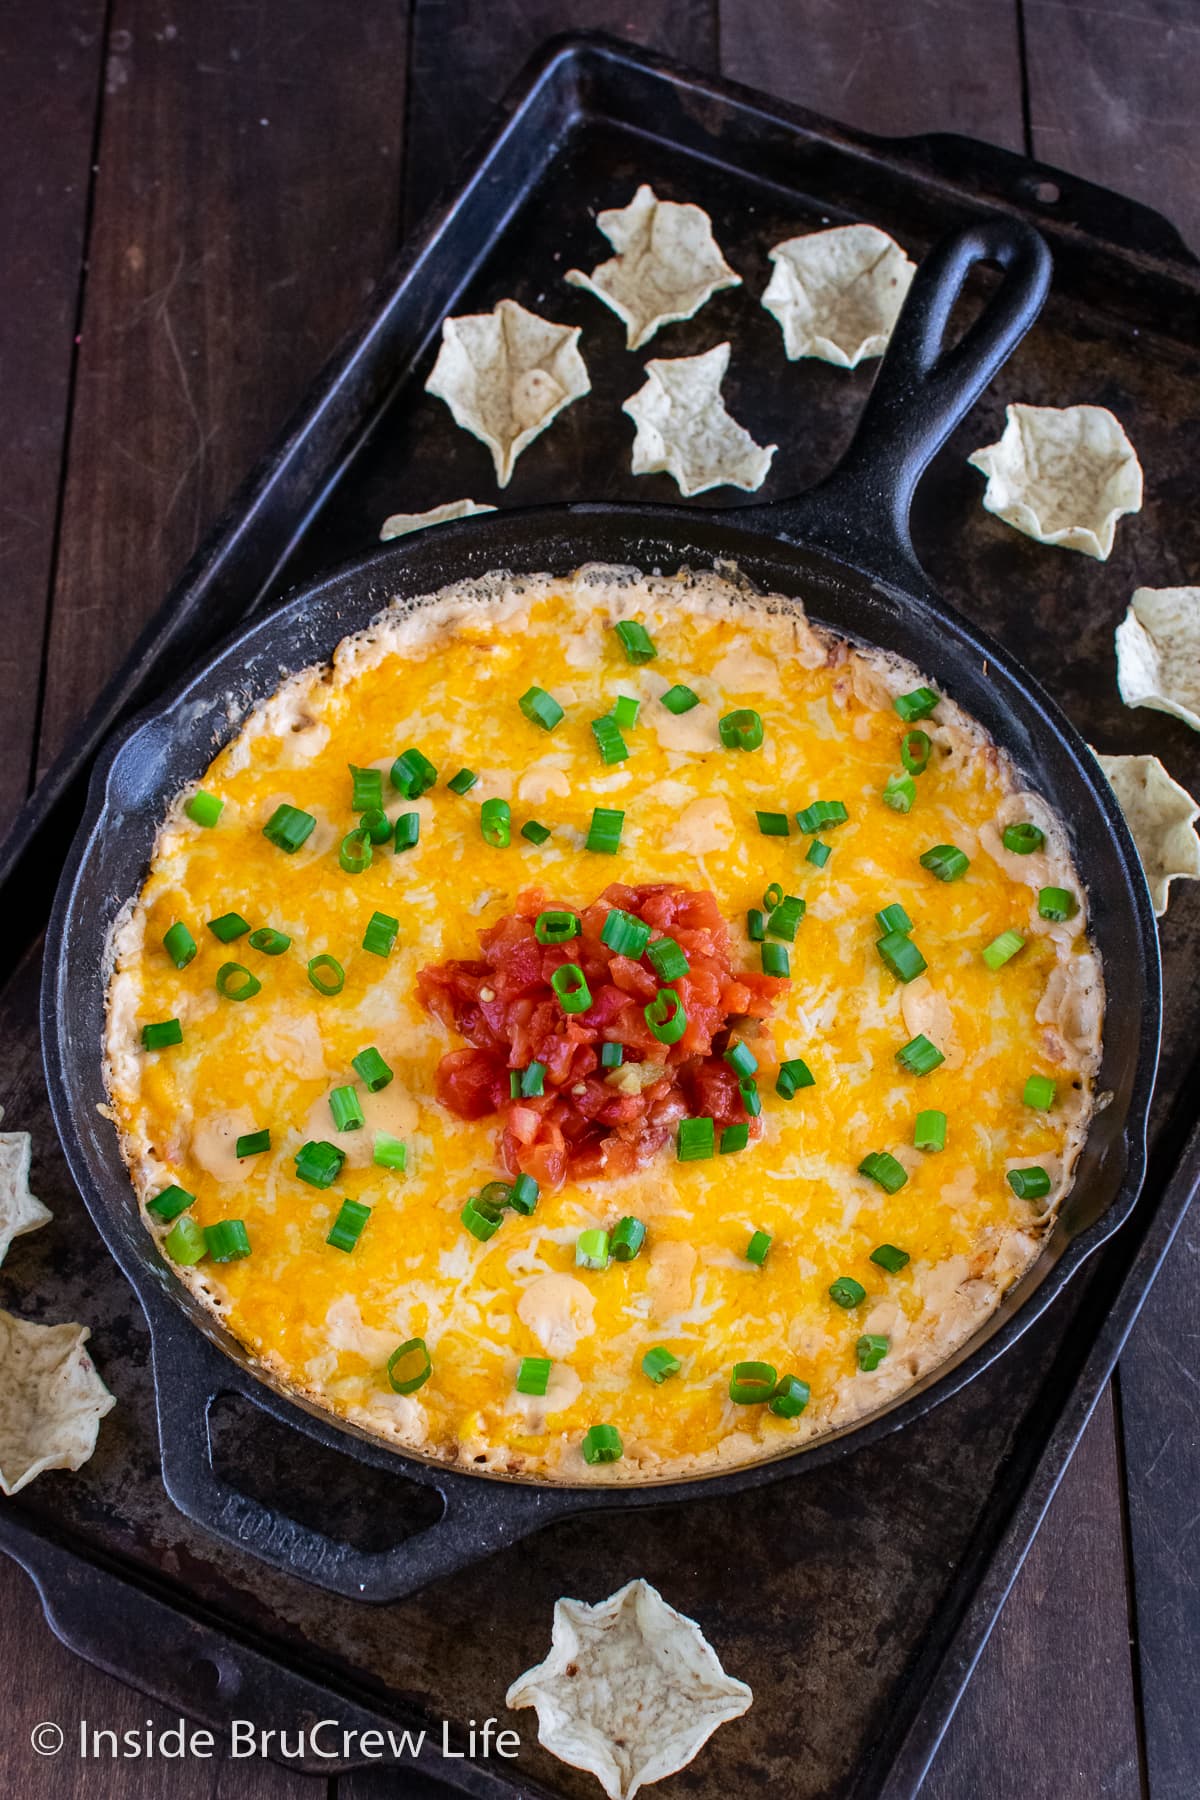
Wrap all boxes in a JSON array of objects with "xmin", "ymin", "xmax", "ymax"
[{"xmin": 1, "ymin": 2, "xmax": 1196, "ymax": 1795}]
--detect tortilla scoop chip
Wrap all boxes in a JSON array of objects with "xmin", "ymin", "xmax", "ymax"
[
  {"xmin": 760, "ymin": 223, "xmax": 915, "ymax": 367},
  {"xmin": 379, "ymin": 499, "xmax": 496, "ymax": 541},
  {"xmin": 0, "ymin": 1311, "xmax": 115, "ymax": 1496},
  {"xmin": 1115, "ymin": 586, "xmax": 1200, "ymax": 732},
  {"xmin": 623, "ymin": 343, "xmax": 776, "ymax": 498},
  {"xmin": 0, "ymin": 1126, "xmax": 51, "ymax": 1265},
  {"xmin": 1094, "ymin": 751, "xmax": 1200, "ymax": 915},
  {"xmin": 506, "ymin": 1577, "xmax": 752, "ymax": 1800},
  {"xmin": 425, "ymin": 300, "xmax": 590, "ymax": 488},
  {"xmin": 566, "ymin": 184, "xmax": 741, "ymax": 350},
  {"xmin": 968, "ymin": 403, "xmax": 1143, "ymax": 560}
]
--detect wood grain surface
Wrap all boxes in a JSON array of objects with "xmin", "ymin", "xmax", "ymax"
[{"xmin": 1, "ymin": 1, "xmax": 1195, "ymax": 1796}]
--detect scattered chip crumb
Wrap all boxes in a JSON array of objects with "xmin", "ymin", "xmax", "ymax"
[
  {"xmin": 760, "ymin": 223, "xmax": 914, "ymax": 367},
  {"xmin": 0, "ymin": 1311, "xmax": 115, "ymax": 1496},
  {"xmin": 622, "ymin": 343, "xmax": 776, "ymax": 497},
  {"xmin": 1094, "ymin": 750, "xmax": 1200, "ymax": 914},
  {"xmin": 506, "ymin": 1577, "xmax": 752, "ymax": 1800},
  {"xmin": 565, "ymin": 184, "xmax": 741, "ymax": 350},
  {"xmin": 968, "ymin": 403, "xmax": 1143, "ymax": 560},
  {"xmin": 380, "ymin": 499, "xmax": 497, "ymax": 541},
  {"xmin": 1115, "ymin": 586, "xmax": 1200, "ymax": 732},
  {"xmin": 0, "ymin": 1110, "xmax": 51, "ymax": 1266}
]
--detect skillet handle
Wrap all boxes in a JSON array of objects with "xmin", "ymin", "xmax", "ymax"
[{"xmin": 748, "ymin": 217, "xmax": 1052, "ymax": 584}]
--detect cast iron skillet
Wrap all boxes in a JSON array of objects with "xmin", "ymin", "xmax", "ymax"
[{"xmin": 43, "ymin": 219, "xmax": 1161, "ymax": 1603}]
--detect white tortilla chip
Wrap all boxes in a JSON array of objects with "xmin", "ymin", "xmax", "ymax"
[
  {"xmin": 506, "ymin": 1578, "xmax": 752, "ymax": 1800},
  {"xmin": 425, "ymin": 300, "xmax": 590, "ymax": 488},
  {"xmin": 379, "ymin": 499, "xmax": 496, "ymax": 541},
  {"xmin": 760, "ymin": 223, "xmax": 915, "ymax": 367},
  {"xmin": 0, "ymin": 1125, "xmax": 51, "ymax": 1265},
  {"xmin": 1115, "ymin": 587, "xmax": 1200, "ymax": 732},
  {"xmin": 968, "ymin": 403, "xmax": 1143, "ymax": 560},
  {"xmin": 0, "ymin": 1311, "xmax": 115, "ymax": 1495},
  {"xmin": 1094, "ymin": 751, "xmax": 1200, "ymax": 915},
  {"xmin": 622, "ymin": 343, "xmax": 776, "ymax": 498},
  {"xmin": 565, "ymin": 184, "xmax": 741, "ymax": 350}
]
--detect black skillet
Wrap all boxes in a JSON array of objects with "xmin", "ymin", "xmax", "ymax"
[{"xmin": 43, "ymin": 218, "xmax": 1162, "ymax": 1602}]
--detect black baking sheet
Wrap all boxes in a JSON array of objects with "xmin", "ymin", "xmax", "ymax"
[{"xmin": 2, "ymin": 36, "xmax": 1199, "ymax": 1800}]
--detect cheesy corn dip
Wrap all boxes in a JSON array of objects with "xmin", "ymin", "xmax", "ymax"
[{"xmin": 104, "ymin": 567, "xmax": 1102, "ymax": 1481}]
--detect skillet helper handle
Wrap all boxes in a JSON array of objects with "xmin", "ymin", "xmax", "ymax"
[{"xmin": 763, "ymin": 217, "xmax": 1052, "ymax": 580}]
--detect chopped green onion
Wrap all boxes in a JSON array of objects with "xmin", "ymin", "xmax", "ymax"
[
  {"xmin": 719, "ymin": 708, "xmax": 764, "ymax": 750},
  {"xmin": 871, "ymin": 1244, "xmax": 911, "ymax": 1274},
  {"xmin": 883, "ymin": 771, "xmax": 917, "ymax": 813},
  {"xmin": 509, "ymin": 1172, "xmax": 540, "ymax": 1215},
  {"xmin": 164, "ymin": 1217, "xmax": 207, "ymax": 1265},
  {"xmin": 761, "ymin": 941, "xmax": 790, "ymax": 977},
  {"xmin": 894, "ymin": 686, "xmax": 939, "ymax": 722},
  {"xmin": 914, "ymin": 1109, "xmax": 947, "ymax": 1152},
  {"xmin": 1039, "ymin": 886, "xmax": 1078, "ymax": 922},
  {"xmin": 147, "ymin": 1184, "xmax": 195, "ymax": 1222},
  {"xmin": 747, "ymin": 908, "xmax": 765, "ymax": 942},
  {"xmin": 611, "ymin": 1216, "xmax": 646, "ymax": 1261},
  {"xmin": 795, "ymin": 800, "xmax": 848, "ymax": 834},
  {"xmin": 601, "ymin": 908, "xmax": 651, "ymax": 958},
  {"xmin": 1003, "ymin": 821, "xmax": 1045, "ymax": 854},
  {"xmin": 600, "ymin": 1042, "xmax": 624, "ymax": 1068},
  {"xmin": 829, "ymin": 1276, "xmax": 866, "ymax": 1309},
  {"xmin": 447, "ymin": 767, "xmax": 478, "ymax": 795},
  {"xmin": 185, "ymin": 789, "xmax": 223, "ymax": 828},
  {"xmin": 875, "ymin": 903, "xmax": 913, "ymax": 934},
  {"xmin": 329, "ymin": 1086, "xmax": 365, "ymax": 1132},
  {"xmin": 647, "ymin": 936, "xmax": 689, "ymax": 980},
  {"xmin": 746, "ymin": 1229, "xmax": 771, "ymax": 1266},
  {"xmin": 520, "ymin": 686, "xmax": 565, "ymax": 731},
  {"xmin": 642, "ymin": 1345, "xmax": 681, "ymax": 1384},
  {"xmin": 294, "ymin": 1140, "xmax": 344, "ymax": 1188},
  {"xmin": 720, "ymin": 1123, "xmax": 749, "ymax": 1154},
  {"xmin": 806, "ymin": 839, "xmax": 832, "ymax": 868},
  {"xmin": 516, "ymin": 1356, "xmax": 552, "ymax": 1396},
  {"xmin": 340, "ymin": 827, "xmax": 373, "ymax": 874},
  {"xmin": 756, "ymin": 811, "xmax": 790, "ymax": 837},
  {"xmin": 876, "ymin": 929, "xmax": 927, "ymax": 983},
  {"xmin": 327, "ymin": 1198, "xmax": 371, "ymax": 1252},
  {"xmin": 263, "ymin": 803, "xmax": 315, "ymax": 853},
  {"xmin": 163, "ymin": 923, "xmax": 197, "ymax": 968},
  {"xmin": 769, "ymin": 1375, "xmax": 811, "ymax": 1419},
  {"xmin": 358, "ymin": 808, "xmax": 391, "ymax": 844},
  {"xmin": 480, "ymin": 797, "xmax": 511, "ymax": 847},
  {"xmin": 352, "ymin": 1047, "xmax": 393, "ymax": 1093},
  {"xmin": 576, "ymin": 1228, "xmax": 610, "ymax": 1270},
  {"xmin": 247, "ymin": 926, "xmax": 290, "ymax": 955},
  {"xmin": 857, "ymin": 1334, "xmax": 889, "ymax": 1371},
  {"xmin": 901, "ymin": 729, "xmax": 932, "ymax": 775},
  {"xmin": 591, "ymin": 715, "xmax": 629, "ymax": 764},
  {"xmin": 739, "ymin": 1077, "xmax": 761, "ymax": 1117},
  {"xmin": 767, "ymin": 896, "xmax": 805, "ymax": 941},
  {"xmin": 896, "ymin": 1033, "xmax": 944, "ymax": 1075},
  {"xmin": 387, "ymin": 1337, "xmax": 431, "ymax": 1394},
  {"xmin": 645, "ymin": 988, "xmax": 687, "ymax": 1044},
  {"xmin": 724, "ymin": 1038, "xmax": 757, "ymax": 1078},
  {"xmin": 776, "ymin": 1057, "xmax": 815, "ymax": 1097},
  {"xmin": 613, "ymin": 693, "xmax": 640, "ymax": 728},
  {"xmin": 521, "ymin": 820, "xmax": 551, "ymax": 845},
  {"xmin": 520, "ymin": 1061, "xmax": 546, "ymax": 1097},
  {"xmin": 661, "ymin": 684, "xmax": 699, "ymax": 714},
  {"xmin": 582, "ymin": 1424, "xmax": 623, "ymax": 1464},
  {"xmin": 858, "ymin": 1150, "xmax": 909, "ymax": 1193},
  {"xmin": 216, "ymin": 962, "xmax": 260, "ymax": 1002},
  {"xmin": 362, "ymin": 911, "xmax": 398, "ymax": 958},
  {"xmin": 393, "ymin": 812, "xmax": 420, "ymax": 852},
  {"xmin": 551, "ymin": 963, "xmax": 592, "ymax": 1014},
  {"xmin": 205, "ymin": 1219, "xmax": 251, "ymax": 1263},
  {"xmin": 535, "ymin": 909, "xmax": 580, "ymax": 945},
  {"xmin": 509, "ymin": 1072, "xmax": 521, "ymax": 1099},
  {"xmin": 235, "ymin": 1129, "xmax": 271, "ymax": 1158},
  {"xmin": 307, "ymin": 954, "xmax": 345, "ymax": 995},
  {"xmin": 677, "ymin": 1116, "xmax": 715, "ymax": 1161},
  {"xmin": 373, "ymin": 1133, "xmax": 407, "ymax": 1172},
  {"xmin": 207, "ymin": 911, "xmax": 250, "ymax": 943},
  {"xmin": 982, "ymin": 929, "xmax": 1025, "ymax": 970},
  {"xmin": 763, "ymin": 882, "xmax": 784, "ymax": 911},
  {"xmin": 586, "ymin": 806, "xmax": 625, "ymax": 853},
  {"xmin": 613, "ymin": 620, "xmax": 656, "ymax": 663},
  {"xmin": 729, "ymin": 1361, "xmax": 777, "ymax": 1404},
  {"xmin": 390, "ymin": 748, "xmax": 437, "ymax": 798},
  {"xmin": 1008, "ymin": 1165, "xmax": 1052, "ymax": 1200},
  {"xmin": 461, "ymin": 1194, "xmax": 505, "ymax": 1240},
  {"xmin": 141, "ymin": 1018, "xmax": 182, "ymax": 1050},
  {"xmin": 1024, "ymin": 1074, "xmax": 1057, "ymax": 1111},
  {"xmin": 350, "ymin": 764, "xmax": 383, "ymax": 812},
  {"xmin": 920, "ymin": 843, "xmax": 970, "ymax": 881}
]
